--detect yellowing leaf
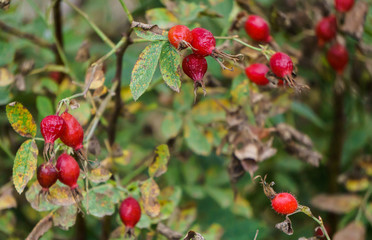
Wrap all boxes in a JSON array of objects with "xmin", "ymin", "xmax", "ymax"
[
  {"xmin": 0, "ymin": 68, "xmax": 14, "ymax": 87},
  {"xmin": 159, "ymin": 42, "xmax": 181, "ymax": 92},
  {"xmin": 88, "ymin": 166, "xmax": 112, "ymax": 184},
  {"xmin": 53, "ymin": 205, "xmax": 77, "ymax": 230},
  {"xmin": 6, "ymin": 102, "xmax": 37, "ymax": 138},
  {"xmin": 140, "ymin": 178, "xmax": 160, "ymax": 217},
  {"xmin": 149, "ymin": 144, "xmax": 170, "ymax": 178},
  {"xmin": 13, "ymin": 139, "xmax": 38, "ymax": 194},
  {"xmin": 47, "ymin": 184, "xmax": 76, "ymax": 206}
]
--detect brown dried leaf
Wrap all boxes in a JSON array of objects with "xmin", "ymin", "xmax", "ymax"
[
  {"xmin": 88, "ymin": 135, "xmax": 101, "ymax": 156},
  {"xmin": 19, "ymin": 60, "xmax": 35, "ymax": 75},
  {"xmin": 85, "ymin": 64, "xmax": 105, "ymax": 90},
  {"xmin": 93, "ymin": 85, "xmax": 108, "ymax": 97},
  {"xmin": 228, "ymin": 156, "xmax": 245, "ymax": 183},
  {"xmin": 14, "ymin": 74, "xmax": 25, "ymax": 91},
  {"xmin": 0, "ymin": 0, "xmax": 10, "ymax": 10},
  {"xmin": 140, "ymin": 178, "xmax": 161, "ymax": 217},
  {"xmin": 131, "ymin": 21, "xmax": 166, "ymax": 36},
  {"xmin": 89, "ymin": 166, "xmax": 112, "ymax": 184},
  {"xmin": 0, "ymin": 67, "xmax": 14, "ymax": 87},
  {"xmin": 183, "ymin": 231, "xmax": 205, "ymax": 240},
  {"xmin": 275, "ymin": 216, "xmax": 293, "ymax": 235},
  {"xmin": 333, "ymin": 221, "xmax": 365, "ymax": 240},
  {"xmin": 0, "ymin": 183, "xmax": 16, "ymax": 211},
  {"xmin": 75, "ymin": 41, "xmax": 90, "ymax": 62},
  {"xmin": 311, "ymin": 194, "xmax": 362, "ymax": 214},
  {"xmin": 341, "ymin": 1, "xmax": 368, "ymax": 40}
]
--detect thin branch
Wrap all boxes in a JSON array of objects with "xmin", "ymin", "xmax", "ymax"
[
  {"xmin": 53, "ymin": 0, "xmax": 64, "ymax": 67},
  {"xmin": 0, "ymin": 20, "xmax": 54, "ymax": 49},
  {"xmin": 118, "ymin": 0, "xmax": 134, "ymax": 23},
  {"xmin": 64, "ymin": 0, "xmax": 115, "ymax": 49}
]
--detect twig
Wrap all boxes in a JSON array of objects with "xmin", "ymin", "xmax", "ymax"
[
  {"xmin": 117, "ymin": 0, "xmax": 134, "ymax": 23},
  {"xmin": 0, "ymin": 20, "xmax": 54, "ymax": 49},
  {"xmin": 53, "ymin": 0, "xmax": 64, "ymax": 67},
  {"xmin": 64, "ymin": 0, "xmax": 115, "ymax": 49}
]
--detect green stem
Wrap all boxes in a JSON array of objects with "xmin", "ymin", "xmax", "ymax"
[
  {"xmin": 233, "ymin": 38, "xmax": 263, "ymax": 52},
  {"xmin": 117, "ymin": 0, "xmax": 134, "ymax": 23},
  {"xmin": 34, "ymin": 137, "xmax": 45, "ymax": 142},
  {"xmin": 64, "ymin": 0, "xmax": 115, "ymax": 49}
]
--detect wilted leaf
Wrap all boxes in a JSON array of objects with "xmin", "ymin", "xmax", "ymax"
[
  {"xmin": 159, "ymin": 42, "xmax": 181, "ymax": 92},
  {"xmin": 88, "ymin": 166, "xmax": 112, "ymax": 184},
  {"xmin": 83, "ymin": 184, "xmax": 120, "ymax": 218},
  {"xmin": 161, "ymin": 111, "xmax": 183, "ymax": 140},
  {"xmin": 183, "ymin": 230, "xmax": 205, "ymax": 240},
  {"xmin": 85, "ymin": 64, "xmax": 105, "ymax": 90},
  {"xmin": 149, "ymin": 144, "xmax": 170, "ymax": 178},
  {"xmin": 333, "ymin": 221, "xmax": 365, "ymax": 240},
  {"xmin": 275, "ymin": 216, "xmax": 293, "ymax": 235},
  {"xmin": 53, "ymin": 205, "xmax": 77, "ymax": 230},
  {"xmin": 0, "ymin": 0, "xmax": 10, "ymax": 10},
  {"xmin": 140, "ymin": 178, "xmax": 160, "ymax": 217},
  {"xmin": 0, "ymin": 68, "xmax": 14, "ymax": 87},
  {"xmin": 130, "ymin": 41, "xmax": 165, "ymax": 101},
  {"xmin": 0, "ymin": 184, "xmax": 16, "ymax": 211},
  {"xmin": 13, "ymin": 139, "xmax": 38, "ymax": 194},
  {"xmin": 184, "ymin": 121, "xmax": 212, "ymax": 156},
  {"xmin": 132, "ymin": 22, "xmax": 168, "ymax": 41},
  {"xmin": 311, "ymin": 194, "xmax": 362, "ymax": 214},
  {"xmin": 25, "ymin": 182, "xmax": 57, "ymax": 211},
  {"xmin": 6, "ymin": 102, "xmax": 37, "ymax": 138},
  {"xmin": 47, "ymin": 183, "xmax": 76, "ymax": 206},
  {"xmin": 75, "ymin": 41, "xmax": 90, "ymax": 62}
]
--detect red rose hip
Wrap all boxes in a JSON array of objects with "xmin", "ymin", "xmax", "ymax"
[
  {"xmin": 56, "ymin": 153, "xmax": 80, "ymax": 189},
  {"xmin": 37, "ymin": 163, "xmax": 58, "ymax": 192},
  {"xmin": 120, "ymin": 197, "xmax": 141, "ymax": 236},
  {"xmin": 168, "ymin": 25, "xmax": 193, "ymax": 50},
  {"xmin": 270, "ymin": 52, "xmax": 293, "ymax": 78},
  {"xmin": 327, "ymin": 43, "xmax": 348, "ymax": 74},
  {"xmin": 182, "ymin": 53, "xmax": 208, "ymax": 98},
  {"xmin": 41, "ymin": 115, "xmax": 65, "ymax": 158},
  {"xmin": 60, "ymin": 112, "xmax": 84, "ymax": 151},
  {"xmin": 190, "ymin": 28, "xmax": 216, "ymax": 57},
  {"xmin": 245, "ymin": 63, "xmax": 270, "ymax": 85},
  {"xmin": 271, "ymin": 192, "xmax": 298, "ymax": 214},
  {"xmin": 335, "ymin": 0, "xmax": 354, "ymax": 12},
  {"xmin": 315, "ymin": 15, "xmax": 337, "ymax": 46},
  {"xmin": 245, "ymin": 15, "xmax": 272, "ymax": 42}
]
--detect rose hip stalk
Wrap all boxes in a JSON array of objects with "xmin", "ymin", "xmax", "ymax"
[
  {"xmin": 182, "ymin": 53, "xmax": 208, "ymax": 100},
  {"xmin": 190, "ymin": 27, "xmax": 241, "ymax": 70},
  {"xmin": 315, "ymin": 15, "xmax": 337, "ymax": 47},
  {"xmin": 120, "ymin": 197, "xmax": 141, "ymax": 237},
  {"xmin": 245, "ymin": 15, "xmax": 272, "ymax": 42},
  {"xmin": 168, "ymin": 25, "xmax": 193, "ymax": 50},
  {"xmin": 40, "ymin": 115, "xmax": 65, "ymax": 159}
]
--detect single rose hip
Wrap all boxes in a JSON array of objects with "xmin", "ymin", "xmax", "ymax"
[
  {"xmin": 327, "ymin": 43, "xmax": 348, "ymax": 74},
  {"xmin": 190, "ymin": 28, "xmax": 216, "ymax": 57},
  {"xmin": 56, "ymin": 153, "xmax": 80, "ymax": 190},
  {"xmin": 37, "ymin": 163, "xmax": 58, "ymax": 193},
  {"xmin": 335, "ymin": 0, "xmax": 354, "ymax": 12},
  {"xmin": 270, "ymin": 52, "xmax": 293, "ymax": 78},
  {"xmin": 271, "ymin": 192, "xmax": 298, "ymax": 215},
  {"xmin": 168, "ymin": 25, "xmax": 193, "ymax": 50},
  {"xmin": 40, "ymin": 115, "xmax": 65, "ymax": 158},
  {"xmin": 244, "ymin": 15, "xmax": 272, "ymax": 42},
  {"xmin": 60, "ymin": 112, "xmax": 84, "ymax": 151},
  {"xmin": 315, "ymin": 15, "xmax": 337, "ymax": 46},
  {"xmin": 245, "ymin": 63, "xmax": 270, "ymax": 85},
  {"xmin": 182, "ymin": 53, "xmax": 208, "ymax": 99},
  {"xmin": 120, "ymin": 197, "xmax": 141, "ymax": 236}
]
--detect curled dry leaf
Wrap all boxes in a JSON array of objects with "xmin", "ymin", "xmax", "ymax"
[
  {"xmin": 0, "ymin": 0, "xmax": 10, "ymax": 10},
  {"xmin": 131, "ymin": 21, "xmax": 166, "ymax": 36},
  {"xmin": 75, "ymin": 40, "xmax": 90, "ymax": 62},
  {"xmin": 19, "ymin": 59, "xmax": 35, "ymax": 75},
  {"xmin": 341, "ymin": 1, "xmax": 368, "ymax": 40},
  {"xmin": 85, "ymin": 63, "xmax": 105, "ymax": 90},
  {"xmin": 311, "ymin": 194, "xmax": 362, "ymax": 214},
  {"xmin": 275, "ymin": 216, "xmax": 293, "ymax": 235},
  {"xmin": 333, "ymin": 221, "xmax": 365, "ymax": 240},
  {"xmin": 183, "ymin": 230, "xmax": 205, "ymax": 240}
]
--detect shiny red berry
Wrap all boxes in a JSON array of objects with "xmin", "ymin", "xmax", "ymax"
[
  {"xmin": 168, "ymin": 25, "xmax": 193, "ymax": 50},
  {"xmin": 327, "ymin": 43, "xmax": 348, "ymax": 74},
  {"xmin": 190, "ymin": 28, "xmax": 216, "ymax": 57},
  {"xmin": 56, "ymin": 153, "xmax": 80, "ymax": 189},
  {"xmin": 271, "ymin": 192, "xmax": 298, "ymax": 214},
  {"xmin": 244, "ymin": 15, "xmax": 272, "ymax": 42},
  {"xmin": 182, "ymin": 54, "xmax": 208, "ymax": 82},
  {"xmin": 60, "ymin": 112, "xmax": 84, "ymax": 151},
  {"xmin": 315, "ymin": 15, "xmax": 337, "ymax": 46},
  {"xmin": 37, "ymin": 163, "xmax": 58, "ymax": 191},
  {"xmin": 41, "ymin": 115, "xmax": 65, "ymax": 144},
  {"xmin": 335, "ymin": 0, "xmax": 354, "ymax": 12},
  {"xmin": 120, "ymin": 197, "xmax": 141, "ymax": 230},
  {"xmin": 245, "ymin": 63, "xmax": 270, "ymax": 85},
  {"xmin": 269, "ymin": 52, "xmax": 293, "ymax": 78}
]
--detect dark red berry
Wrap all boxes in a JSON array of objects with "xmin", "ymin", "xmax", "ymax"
[
  {"xmin": 41, "ymin": 115, "xmax": 65, "ymax": 144},
  {"xmin": 56, "ymin": 153, "xmax": 80, "ymax": 189},
  {"xmin": 315, "ymin": 15, "xmax": 337, "ymax": 46},
  {"xmin": 327, "ymin": 43, "xmax": 348, "ymax": 74},
  {"xmin": 190, "ymin": 28, "xmax": 216, "ymax": 57},
  {"xmin": 37, "ymin": 163, "xmax": 58, "ymax": 191},
  {"xmin": 270, "ymin": 52, "xmax": 293, "ymax": 78},
  {"xmin": 245, "ymin": 63, "xmax": 270, "ymax": 85},
  {"xmin": 168, "ymin": 25, "xmax": 193, "ymax": 50},
  {"xmin": 60, "ymin": 112, "xmax": 84, "ymax": 151},
  {"xmin": 271, "ymin": 192, "xmax": 298, "ymax": 215},
  {"xmin": 182, "ymin": 54, "xmax": 208, "ymax": 82},
  {"xmin": 120, "ymin": 197, "xmax": 141, "ymax": 236},
  {"xmin": 335, "ymin": 0, "xmax": 354, "ymax": 12},
  {"xmin": 244, "ymin": 15, "xmax": 272, "ymax": 42}
]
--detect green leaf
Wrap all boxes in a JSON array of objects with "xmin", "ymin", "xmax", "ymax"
[
  {"xmin": 161, "ymin": 111, "xmax": 183, "ymax": 140},
  {"xmin": 133, "ymin": 27, "xmax": 168, "ymax": 41},
  {"xmin": 6, "ymin": 102, "xmax": 37, "ymax": 138},
  {"xmin": 83, "ymin": 184, "xmax": 120, "ymax": 218},
  {"xmin": 173, "ymin": 83, "xmax": 194, "ymax": 113},
  {"xmin": 205, "ymin": 186, "xmax": 233, "ymax": 209},
  {"xmin": 25, "ymin": 182, "xmax": 58, "ymax": 212},
  {"xmin": 36, "ymin": 96, "xmax": 54, "ymax": 120},
  {"xmin": 0, "ymin": 43, "xmax": 15, "ymax": 65},
  {"xmin": 184, "ymin": 121, "xmax": 212, "ymax": 156},
  {"xmin": 291, "ymin": 101, "xmax": 325, "ymax": 128},
  {"xmin": 159, "ymin": 42, "xmax": 182, "ymax": 92},
  {"xmin": 149, "ymin": 144, "xmax": 170, "ymax": 178},
  {"xmin": 53, "ymin": 205, "xmax": 77, "ymax": 230},
  {"xmin": 145, "ymin": 8, "xmax": 178, "ymax": 29},
  {"xmin": 130, "ymin": 41, "xmax": 166, "ymax": 101},
  {"xmin": 13, "ymin": 139, "xmax": 38, "ymax": 194}
]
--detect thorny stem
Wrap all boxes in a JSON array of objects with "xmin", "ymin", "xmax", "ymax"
[
  {"xmin": 356, "ymin": 182, "xmax": 372, "ymax": 222},
  {"xmin": 64, "ymin": 0, "xmax": 115, "ymax": 49},
  {"xmin": 298, "ymin": 206, "xmax": 331, "ymax": 240},
  {"xmin": 118, "ymin": 0, "xmax": 134, "ymax": 23}
]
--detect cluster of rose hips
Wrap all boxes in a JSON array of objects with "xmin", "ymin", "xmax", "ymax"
[
  {"xmin": 38, "ymin": 111, "xmax": 142, "ymax": 234},
  {"xmin": 243, "ymin": 15, "xmax": 300, "ymax": 89},
  {"xmin": 316, "ymin": 0, "xmax": 353, "ymax": 74}
]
